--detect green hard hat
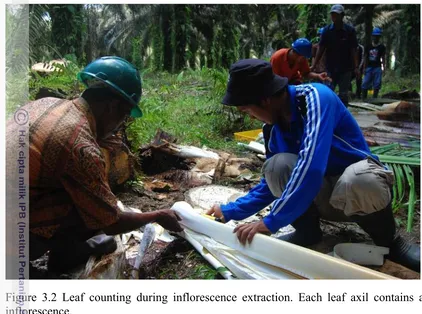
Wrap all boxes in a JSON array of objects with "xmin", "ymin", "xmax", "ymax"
[{"xmin": 77, "ymin": 56, "xmax": 143, "ymax": 118}]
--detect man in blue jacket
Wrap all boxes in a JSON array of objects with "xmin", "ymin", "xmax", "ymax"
[{"xmin": 206, "ymin": 58, "xmax": 420, "ymax": 272}]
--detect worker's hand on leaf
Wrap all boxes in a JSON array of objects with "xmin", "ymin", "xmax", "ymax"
[
  {"xmin": 155, "ymin": 209, "xmax": 183, "ymax": 232},
  {"xmin": 233, "ymin": 221, "xmax": 271, "ymax": 245},
  {"xmin": 319, "ymin": 72, "xmax": 332, "ymax": 83},
  {"xmin": 205, "ymin": 204, "xmax": 226, "ymax": 223}
]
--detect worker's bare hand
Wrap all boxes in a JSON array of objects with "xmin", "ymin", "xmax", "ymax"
[
  {"xmin": 205, "ymin": 204, "xmax": 226, "ymax": 222},
  {"xmin": 155, "ymin": 209, "xmax": 184, "ymax": 232},
  {"xmin": 319, "ymin": 72, "xmax": 332, "ymax": 83},
  {"xmin": 233, "ymin": 221, "xmax": 270, "ymax": 245}
]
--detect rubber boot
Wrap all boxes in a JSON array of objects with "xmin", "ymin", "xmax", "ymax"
[
  {"xmin": 389, "ymin": 235, "xmax": 421, "ymax": 273},
  {"xmin": 373, "ymin": 89, "xmax": 379, "ymax": 98},
  {"xmin": 339, "ymin": 95, "xmax": 349, "ymax": 108},
  {"xmin": 277, "ymin": 203, "xmax": 322, "ymax": 247},
  {"xmin": 361, "ymin": 89, "xmax": 368, "ymax": 100},
  {"xmin": 48, "ymin": 234, "xmax": 117, "ymax": 273},
  {"xmin": 350, "ymin": 205, "xmax": 420, "ymax": 272}
]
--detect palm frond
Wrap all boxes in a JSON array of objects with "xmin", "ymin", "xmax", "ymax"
[
  {"xmin": 28, "ymin": 4, "xmax": 52, "ymax": 62},
  {"xmin": 103, "ymin": 4, "xmax": 127, "ymax": 21},
  {"xmin": 6, "ymin": 5, "xmax": 29, "ymax": 74},
  {"xmin": 6, "ymin": 4, "xmax": 31, "ymax": 115},
  {"xmin": 403, "ymin": 165, "xmax": 416, "ymax": 232},
  {"xmin": 373, "ymin": 9, "xmax": 403, "ymax": 28},
  {"xmin": 373, "ymin": 144, "xmax": 419, "ymax": 232},
  {"xmin": 374, "ymin": 4, "xmax": 400, "ymax": 12}
]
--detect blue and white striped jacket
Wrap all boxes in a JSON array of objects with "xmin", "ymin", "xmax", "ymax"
[{"xmin": 221, "ymin": 83, "xmax": 379, "ymax": 233}]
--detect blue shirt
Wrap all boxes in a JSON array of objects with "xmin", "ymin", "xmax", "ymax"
[
  {"xmin": 320, "ymin": 23, "xmax": 358, "ymax": 73},
  {"xmin": 221, "ymin": 83, "xmax": 379, "ymax": 233}
]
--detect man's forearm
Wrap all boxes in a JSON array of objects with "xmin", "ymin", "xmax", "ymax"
[
  {"xmin": 354, "ymin": 48, "xmax": 359, "ymax": 69},
  {"xmin": 358, "ymin": 53, "xmax": 364, "ymax": 69},
  {"xmin": 221, "ymin": 179, "xmax": 275, "ymax": 222},
  {"xmin": 103, "ymin": 211, "xmax": 160, "ymax": 235},
  {"xmin": 305, "ymin": 72, "xmax": 320, "ymax": 81}
]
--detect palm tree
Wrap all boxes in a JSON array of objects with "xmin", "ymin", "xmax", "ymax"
[
  {"xmin": 28, "ymin": 4, "xmax": 54, "ymax": 63},
  {"xmin": 347, "ymin": 4, "xmax": 419, "ymax": 74},
  {"xmin": 6, "ymin": 5, "xmax": 30, "ymax": 113},
  {"xmin": 24, "ymin": 4, "xmax": 420, "ymax": 76},
  {"xmin": 295, "ymin": 4, "xmax": 330, "ymax": 40},
  {"xmin": 48, "ymin": 4, "xmax": 84, "ymax": 61}
]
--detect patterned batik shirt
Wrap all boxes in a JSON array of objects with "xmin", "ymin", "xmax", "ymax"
[{"xmin": 6, "ymin": 97, "xmax": 120, "ymax": 238}]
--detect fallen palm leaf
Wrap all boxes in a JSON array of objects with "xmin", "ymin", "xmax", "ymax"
[
  {"xmin": 372, "ymin": 144, "xmax": 419, "ymax": 232},
  {"xmin": 393, "ymin": 163, "xmax": 405, "ymax": 206},
  {"xmin": 377, "ymin": 155, "xmax": 420, "ymax": 166},
  {"xmin": 370, "ymin": 143, "xmax": 401, "ymax": 154},
  {"xmin": 387, "ymin": 164, "xmax": 398, "ymax": 213},
  {"xmin": 402, "ymin": 165, "xmax": 416, "ymax": 232}
]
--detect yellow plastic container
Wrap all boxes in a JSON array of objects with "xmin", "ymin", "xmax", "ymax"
[{"xmin": 234, "ymin": 129, "xmax": 262, "ymax": 142}]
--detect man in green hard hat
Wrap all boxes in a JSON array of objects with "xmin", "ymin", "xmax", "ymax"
[{"xmin": 6, "ymin": 56, "xmax": 183, "ymax": 274}]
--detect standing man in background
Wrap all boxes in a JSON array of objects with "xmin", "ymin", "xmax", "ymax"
[
  {"xmin": 361, "ymin": 27, "xmax": 386, "ymax": 99},
  {"xmin": 313, "ymin": 4, "xmax": 359, "ymax": 107}
]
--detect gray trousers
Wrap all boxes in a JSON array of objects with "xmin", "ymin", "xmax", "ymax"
[{"xmin": 262, "ymin": 153, "xmax": 394, "ymax": 222}]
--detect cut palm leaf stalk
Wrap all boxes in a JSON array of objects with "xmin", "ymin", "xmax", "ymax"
[
  {"xmin": 392, "ymin": 163, "xmax": 406, "ymax": 207},
  {"xmin": 374, "ymin": 145, "xmax": 420, "ymax": 225},
  {"xmin": 402, "ymin": 200, "xmax": 420, "ymax": 207},
  {"xmin": 386, "ymin": 163, "xmax": 398, "ymax": 212},
  {"xmin": 131, "ymin": 224, "xmax": 156, "ymax": 279},
  {"xmin": 402, "ymin": 165, "xmax": 416, "ymax": 233}
]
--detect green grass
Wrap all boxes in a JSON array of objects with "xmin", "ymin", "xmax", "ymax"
[
  {"xmin": 23, "ymin": 64, "xmax": 420, "ymax": 155},
  {"xmin": 125, "ymin": 68, "xmax": 262, "ymax": 152},
  {"xmin": 349, "ymin": 70, "xmax": 420, "ymax": 98},
  {"xmin": 190, "ymin": 263, "xmax": 219, "ymax": 280},
  {"xmin": 22, "ymin": 64, "xmax": 261, "ymax": 153},
  {"xmin": 7, "ymin": 60, "xmax": 83, "ymax": 118},
  {"xmin": 381, "ymin": 71, "xmax": 420, "ymax": 94},
  {"xmin": 157, "ymin": 250, "xmax": 220, "ymax": 279}
]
